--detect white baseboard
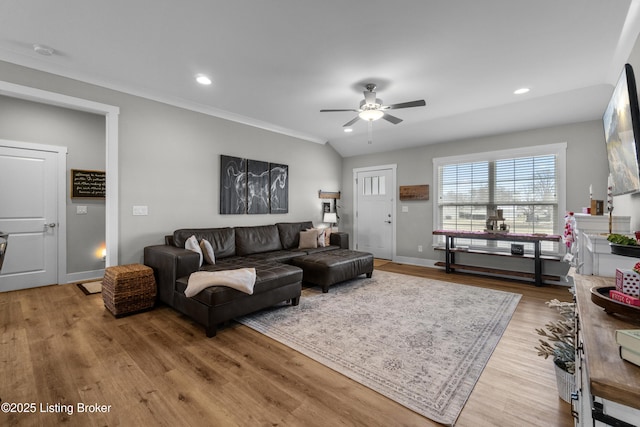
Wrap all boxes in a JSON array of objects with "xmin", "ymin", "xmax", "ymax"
[{"xmin": 65, "ymin": 269, "xmax": 104, "ymax": 284}]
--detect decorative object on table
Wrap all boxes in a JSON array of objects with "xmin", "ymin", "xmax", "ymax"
[
  {"xmin": 323, "ymin": 211, "xmax": 338, "ymax": 241},
  {"xmin": 485, "ymin": 208, "xmax": 508, "ymax": 233},
  {"xmin": 590, "ymin": 285, "xmax": 640, "ymax": 320},
  {"xmin": 562, "ymin": 212, "xmax": 577, "ymax": 264},
  {"xmin": 615, "ymin": 329, "xmax": 640, "ymax": 367},
  {"xmin": 535, "ymin": 299, "xmax": 576, "ymax": 403},
  {"xmin": 616, "ymin": 329, "xmax": 640, "ymax": 352},
  {"xmin": 615, "ymin": 265, "xmax": 640, "ymax": 297},
  {"xmin": 590, "ymin": 199, "xmax": 604, "ymax": 216},
  {"xmin": 620, "ymin": 346, "xmax": 640, "ymax": 366},
  {"xmin": 609, "ymin": 289, "xmax": 640, "ymax": 307},
  {"xmin": 510, "ymin": 243, "xmax": 524, "ymax": 255},
  {"xmin": 323, "ymin": 211, "xmax": 337, "ymax": 226},
  {"xmin": 607, "ymin": 233, "xmax": 640, "ymax": 257}
]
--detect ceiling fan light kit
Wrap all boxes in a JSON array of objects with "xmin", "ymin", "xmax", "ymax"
[
  {"xmin": 359, "ymin": 109, "xmax": 384, "ymax": 121},
  {"xmin": 321, "ymin": 83, "xmax": 426, "ymax": 129}
]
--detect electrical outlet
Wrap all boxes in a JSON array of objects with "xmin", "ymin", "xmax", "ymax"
[{"xmin": 418, "ymin": 245, "xmax": 423, "ymax": 252}]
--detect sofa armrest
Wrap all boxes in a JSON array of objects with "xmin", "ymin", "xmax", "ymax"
[
  {"xmin": 144, "ymin": 245, "xmax": 200, "ymax": 305},
  {"xmin": 330, "ymin": 232, "xmax": 349, "ymax": 249}
]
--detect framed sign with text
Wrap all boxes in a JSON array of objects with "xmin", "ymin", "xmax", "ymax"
[{"xmin": 71, "ymin": 169, "xmax": 106, "ymax": 199}]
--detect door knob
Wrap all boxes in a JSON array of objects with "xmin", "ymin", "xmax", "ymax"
[{"xmin": 45, "ymin": 223, "xmax": 57, "ymax": 229}]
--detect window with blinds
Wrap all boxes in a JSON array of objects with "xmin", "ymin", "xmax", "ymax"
[{"xmin": 434, "ymin": 144, "xmax": 565, "ymax": 253}]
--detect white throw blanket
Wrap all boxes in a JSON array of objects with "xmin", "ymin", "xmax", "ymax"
[{"xmin": 185, "ymin": 268, "xmax": 256, "ymax": 297}]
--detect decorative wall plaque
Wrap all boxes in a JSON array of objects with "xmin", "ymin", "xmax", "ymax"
[
  {"xmin": 399, "ymin": 185, "xmax": 429, "ymax": 201},
  {"xmin": 71, "ymin": 169, "xmax": 106, "ymax": 199}
]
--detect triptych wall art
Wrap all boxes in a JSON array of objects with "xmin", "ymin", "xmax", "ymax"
[{"xmin": 220, "ymin": 155, "xmax": 289, "ymax": 215}]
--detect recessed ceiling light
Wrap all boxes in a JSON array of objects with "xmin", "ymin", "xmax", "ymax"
[
  {"xmin": 195, "ymin": 74, "xmax": 212, "ymax": 85},
  {"xmin": 33, "ymin": 44, "xmax": 55, "ymax": 56},
  {"xmin": 514, "ymin": 88, "xmax": 530, "ymax": 95},
  {"xmin": 344, "ymin": 128, "xmax": 353, "ymax": 133}
]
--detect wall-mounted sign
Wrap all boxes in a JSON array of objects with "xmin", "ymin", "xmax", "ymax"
[
  {"xmin": 71, "ymin": 169, "xmax": 106, "ymax": 199},
  {"xmin": 399, "ymin": 185, "xmax": 429, "ymax": 201}
]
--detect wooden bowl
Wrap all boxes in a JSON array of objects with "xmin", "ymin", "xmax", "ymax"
[{"xmin": 590, "ymin": 286, "xmax": 640, "ymax": 321}]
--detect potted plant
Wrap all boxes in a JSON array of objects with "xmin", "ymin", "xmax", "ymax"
[{"xmin": 535, "ymin": 299, "xmax": 576, "ymax": 403}]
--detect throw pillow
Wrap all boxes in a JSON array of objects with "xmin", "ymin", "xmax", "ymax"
[
  {"xmin": 298, "ymin": 229, "xmax": 318, "ymax": 249},
  {"xmin": 317, "ymin": 228, "xmax": 326, "ymax": 247},
  {"xmin": 185, "ymin": 235, "xmax": 203, "ymax": 267},
  {"xmin": 200, "ymin": 239, "xmax": 216, "ymax": 265}
]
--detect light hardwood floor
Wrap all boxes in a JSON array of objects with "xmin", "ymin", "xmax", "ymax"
[{"xmin": 0, "ymin": 262, "xmax": 574, "ymax": 426}]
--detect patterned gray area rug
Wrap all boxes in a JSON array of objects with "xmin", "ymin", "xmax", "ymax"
[{"xmin": 237, "ymin": 270, "xmax": 521, "ymax": 426}]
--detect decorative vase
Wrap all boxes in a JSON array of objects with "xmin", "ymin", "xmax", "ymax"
[{"xmin": 554, "ymin": 363, "xmax": 575, "ymax": 403}]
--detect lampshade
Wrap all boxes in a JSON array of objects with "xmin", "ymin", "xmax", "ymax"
[
  {"xmin": 358, "ymin": 109, "xmax": 384, "ymax": 121},
  {"xmin": 323, "ymin": 212, "xmax": 338, "ymax": 224}
]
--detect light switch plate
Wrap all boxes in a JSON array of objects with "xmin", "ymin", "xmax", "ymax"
[
  {"xmin": 76, "ymin": 205, "xmax": 88, "ymax": 215},
  {"xmin": 402, "ymin": 206, "xmax": 409, "ymax": 213},
  {"xmin": 132, "ymin": 205, "xmax": 148, "ymax": 216}
]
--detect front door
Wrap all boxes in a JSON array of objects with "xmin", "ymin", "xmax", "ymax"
[
  {"xmin": 355, "ymin": 167, "xmax": 395, "ymax": 259},
  {"xmin": 0, "ymin": 144, "xmax": 60, "ymax": 291}
]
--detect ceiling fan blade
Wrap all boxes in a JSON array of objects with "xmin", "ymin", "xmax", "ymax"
[
  {"xmin": 343, "ymin": 116, "xmax": 361, "ymax": 127},
  {"xmin": 320, "ymin": 109, "xmax": 358, "ymax": 112},
  {"xmin": 386, "ymin": 100, "xmax": 426, "ymax": 109},
  {"xmin": 382, "ymin": 113, "xmax": 403, "ymax": 125}
]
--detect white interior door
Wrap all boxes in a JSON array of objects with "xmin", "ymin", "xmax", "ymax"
[
  {"xmin": 355, "ymin": 167, "xmax": 395, "ymax": 259},
  {"xmin": 0, "ymin": 145, "xmax": 59, "ymax": 291}
]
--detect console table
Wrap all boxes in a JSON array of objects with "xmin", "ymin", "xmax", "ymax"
[
  {"xmin": 573, "ymin": 273, "xmax": 640, "ymax": 426},
  {"xmin": 432, "ymin": 230, "xmax": 563, "ymax": 286}
]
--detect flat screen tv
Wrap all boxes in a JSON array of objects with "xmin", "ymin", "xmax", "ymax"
[{"xmin": 603, "ymin": 63, "xmax": 640, "ymax": 195}]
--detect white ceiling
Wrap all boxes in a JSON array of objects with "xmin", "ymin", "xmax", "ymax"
[{"xmin": 1, "ymin": 0, "xmax": 640, "ymax": 157}]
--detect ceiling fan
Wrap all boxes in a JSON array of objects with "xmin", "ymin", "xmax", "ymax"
[{"xmin": 320, "ymin": 83, "xmax": 426, "ymax": 127}]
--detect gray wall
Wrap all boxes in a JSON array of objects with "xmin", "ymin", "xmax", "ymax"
[
  {"xmin": 341, "ymin": 120, "xmax": 609, "ymax": 263},
  {"xmin": 0, "ymin": 95, "xmax": 106, "ymax": 274},
  {"xmin": 0, "ymin": 60, "xmax": 342, "ymax": 270}
]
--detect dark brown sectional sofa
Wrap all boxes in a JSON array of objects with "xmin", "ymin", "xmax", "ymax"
[{"xmin": 144, "ymin": 221, "xmax": 373, "ymax": 337}]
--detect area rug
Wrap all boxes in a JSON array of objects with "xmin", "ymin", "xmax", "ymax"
[
  {"xmin": 77, "ymin": 281, "xmax": 102, "ymax": 295},
  {"xmin": 237, "ymin": 271, "xmax": 521, "ymax": 426}
]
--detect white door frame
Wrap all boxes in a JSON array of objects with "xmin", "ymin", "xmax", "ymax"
[
  {"xmin": 0, "ymin": 81, "xmax": 120, "ymax": 283},
  {"xmin": 353, "ymin": 164, "xmax": 397, "ymax": 261}
]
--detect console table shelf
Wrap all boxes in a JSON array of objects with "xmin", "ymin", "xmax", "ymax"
[{"xmin": 432, "ymin": 230, "xmax": 563, "ymax": 286}]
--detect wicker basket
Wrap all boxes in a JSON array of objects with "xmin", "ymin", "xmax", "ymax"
[{"xmin": 102, "ymin": 264, "xmax": 157, "ymax": 317}]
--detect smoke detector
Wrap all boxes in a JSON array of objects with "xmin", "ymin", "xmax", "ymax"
[{"xmin": 33, "ymin": 44, "xmax": 55, "ymax": 56}]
